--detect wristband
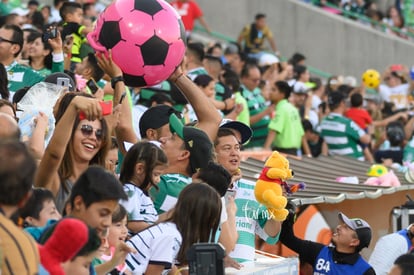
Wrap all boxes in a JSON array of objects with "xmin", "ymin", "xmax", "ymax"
[
  {"xmin": 52, "ymin": 52, "xmax": 64, "ymax": 63},
  {"xmin": 111, "ymin": 76, "xmax": 124, "ymax": 89}
]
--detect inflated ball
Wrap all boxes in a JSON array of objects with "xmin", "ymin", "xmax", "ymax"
[
  {"xmin": 87, "ymin": 0, "xmax": 186, "ymax": 87},
  {"xmin": 362, "ymin": 69, "xmax": 381, "ymax": 89}
]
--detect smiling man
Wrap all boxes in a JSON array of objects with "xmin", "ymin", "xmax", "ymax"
[
  {"xmin": 0, "ymin": 24, "xmax": 43, "ymax": 99},
  {"xmin": 214, "ymin": 127, "xmax": 281, "ymax": 263},
  {"xmin": 149, "ymin": 113, "xmax": 213, "ymax": 214},
  {"xmin": 280, "ymin": 211, "xmax": 375, "ymax": 275}
]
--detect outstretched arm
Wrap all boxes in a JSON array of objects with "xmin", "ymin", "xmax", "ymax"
[
  {"xmin": 279, "ymin": 213, "xmax": 324, "ymax": 265},
  {"xmin": 169, "ymin": 67, "xmax": 221, "ymax": 141},
  {"xmin": 35, "ymin": 96, "xmax": 103, "ymax": 195},
  {"xmin": 97, "ymin": 51, "xmax": 138, "ymax": 154}
]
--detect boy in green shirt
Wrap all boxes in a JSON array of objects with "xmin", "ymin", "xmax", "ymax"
[{"xmin": 264, "ymin": 81, "xmax": 305, "ymax": 156}]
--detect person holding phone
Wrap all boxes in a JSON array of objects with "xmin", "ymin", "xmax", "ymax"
[
  {"xmin": 27, "ymin": 28, "xmax": 65, "ymax": 77},
  {"xmin": 74, "ymin": 53, "xmax": 105, "ymax": 96}
]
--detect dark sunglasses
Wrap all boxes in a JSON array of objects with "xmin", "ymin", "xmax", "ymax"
[
  {"xmin": 80, "ymin": 124, "xmax": 103, "ymax": 141},
  {"xmin": 0, "ymin": 36, "xmax": 17, "ymax": 44}
]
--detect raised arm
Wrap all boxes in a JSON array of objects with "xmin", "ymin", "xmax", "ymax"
[
  {"xmin": 97, "ymin": 51, "xmax": 138, "ymax": 155},
  {"xmin": 34, "ymin": 96, "xmax": 103, "ymax": 195},
  {"xmin": 169, "ymin": 66, "xmax": 221, "ymax": 141}
]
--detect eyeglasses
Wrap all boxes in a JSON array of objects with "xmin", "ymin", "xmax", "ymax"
[
  {"xmin": 0, "ymin": 36, "xmax": 17, "ymax": 44},
  {"xmin": 80, "ymin": 124, "xmax": 103, "ymax": 141},
  {"xmin": 249, "ymin": 78, "xmax": 261, "ymax": 83}
]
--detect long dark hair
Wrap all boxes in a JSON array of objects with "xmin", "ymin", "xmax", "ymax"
[
  {"xmin": 54, "ymin": 93, "xmax": 110, "ymax": 183},
  {"xmin": 169, "ymin": 183, "xmax": 221, "ymax": 265},
  {"xmin": 119, "ymin": 141, "xmax": 167, "ymax": 191},
  {"xmin": 0, "ymin": 64, "xmax": 9, "ymax": 99},
  {"xmin": 27, "ymin": 32, "xmax": 53, "ymax": 70}
]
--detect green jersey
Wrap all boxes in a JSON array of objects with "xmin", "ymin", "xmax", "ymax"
[
  {"xmin": 229, "ymin": 179, "xmax": 279, "ymax": 263},
  {"xmin": 241, "ymin": 86, "xmax": 269, "ymax": 148},
  {"xmin": 234, "ymin": 91, "xmax": 250, "ymax": 126},
  {"xmin": 318, "ymin": 113, "xmax": 365, "ymax": 160},
  {"xmin": 34, "ymin": 59, "xmax": 64, "ymax": 78},
  {"xmin": 6, "ymin": 61, "xmax": 44, "ymax": 98},
  {"xmin": 268, "ymin": 99, "xmax": 304, "ymax": 149},
  {"xmin": 149, "ymin": 173, "xmax": 191, "ymax": 214},
  {"xmin": 404, "ymin": 136, "xmax": 414, "ymax": 162}
]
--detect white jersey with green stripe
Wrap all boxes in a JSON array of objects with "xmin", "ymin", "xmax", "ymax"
[
  {"xmin": 318, "ymin": 113, "xmax": 366, "ymax": 160},
  {"xmin": 229, "ymin": 179, "xmax": 280, "ymax": 263},
  {"xmin": 149, "ymin": 173, "xmax": 191, "ymax": 214},
  {"xmin": 187, "ymin": 67, "xmax": 208, "ymax": 80}
]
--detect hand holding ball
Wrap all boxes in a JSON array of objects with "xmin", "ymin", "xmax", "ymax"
[{"xmin": 87, "ymin": 0, "xmax": 186, "ymax": 87}]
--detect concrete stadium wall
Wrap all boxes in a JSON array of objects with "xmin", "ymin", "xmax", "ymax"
[{"xmin": 198, "ymin": 0, "xmax": 414, "ymax": 79}]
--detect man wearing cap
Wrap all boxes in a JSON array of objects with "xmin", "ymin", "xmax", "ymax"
[
  {"xmin": 318, "ymin": 92, "xmax": 371, "ymax": 160},
  {"xmin": 264, "ymin": 81, "xmax": 308, "ymax": 156},
  {"xmin": 368, "ymin": 223, "xmax": 414, "ymax": 275},
  {"xmin": 280, "ymin": 212, "xmax": 375, "ymax": 274},
  {"xmin": 138, "ymin": 104, "xmax": 179, "ymax": 141},
  {"xmin": 150, "ymin": 114, "xmax": 214, "ymax": 214},
  {"xmin": 214, "ymin": 125, "xmax": 282, "ymax": 263},
  {"xmin": 0, "ymin": 24, "xmax": 43, "ymax": 99}
]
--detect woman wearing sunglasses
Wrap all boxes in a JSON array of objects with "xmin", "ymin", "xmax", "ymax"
[{"xmin": 35, "ymin": 92, "xmax": 110, "ymax": 213}]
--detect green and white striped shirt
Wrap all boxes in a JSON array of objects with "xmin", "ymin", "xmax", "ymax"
[
  {"xmin": 318, "ymin": 113, "xmax": 366, "ymax": 160},
  {"xmin": 149, "ymin": 173, "xmax": 191, "ymax": 214},
  {"xmin": 230, "ymin": 179, "xmax": 280, "ymax": 263},
  {"xmin": 241, "ymin": 86, "xmax": 269, "ymax": 148}
]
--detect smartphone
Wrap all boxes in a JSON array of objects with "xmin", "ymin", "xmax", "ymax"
[
  {"xmin": 79, "ymin": 101, "xmax": 113, "ymax": 120},
  {"xmin": 42, "ymin": 27, "xmax": 57, "ymax": 42},
  {"xmin": 86, "ymin": 78, "xmax": 99, "ymax": 95},
  {"xmin": 224, "ymin": 189, "xmax": 236, "ymax": 202}
]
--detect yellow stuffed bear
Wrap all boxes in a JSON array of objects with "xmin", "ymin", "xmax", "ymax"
[{"xmin": 254, "ymin": 151, "xmax": 295, "ymax": 222}]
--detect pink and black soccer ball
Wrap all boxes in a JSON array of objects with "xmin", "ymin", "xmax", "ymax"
[{"xmin": 87, "ymin": 0, "xmax": 186, "ymax": 87}]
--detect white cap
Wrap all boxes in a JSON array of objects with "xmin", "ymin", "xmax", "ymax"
[{"xmin": 258, "ymin": 53, "xmax": 279, "ymax": 67}]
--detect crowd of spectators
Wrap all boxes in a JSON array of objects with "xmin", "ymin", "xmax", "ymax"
[
  {"xmin": 308, "ymin": 0, "xmax": 414, "ymax": 41},
  {"xmin": 1, "ymin": 0, "xmax": 414, "ymax": 274}
]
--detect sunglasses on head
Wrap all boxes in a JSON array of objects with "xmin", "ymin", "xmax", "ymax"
[{"xmin": 80, "ymin": 124, "xmax": 103, "ymax": 141}]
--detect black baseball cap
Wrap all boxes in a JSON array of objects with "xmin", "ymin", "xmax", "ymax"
[
  {"xmin": 338, "ymin": 212, "xmax": 372, "ymax": 251},
  {"xmin": 219, "ymin": 119, "xmax": 252, "ymax": 145},
  {"xmin": 139, "ymin": 105, "xmax": 181, "ymax": 138},
  {"xmin": 169, "ymin": 113, "xmax": 213, "ymax": 174},
  {"xmin": 44, "ymin": 72, "xmax": 76, "ymax": 92}
]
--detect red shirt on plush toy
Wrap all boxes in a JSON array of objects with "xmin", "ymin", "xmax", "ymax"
[{"xmin": 38, "ymin": 218, "xmax": 89, "ymax": 275}]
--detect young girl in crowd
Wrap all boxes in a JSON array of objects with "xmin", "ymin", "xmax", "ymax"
[
  {"xmin": 101, "ymin": 205, "xmax": 130, "ymax": 275},
  {"xmin": 125, "ymin": 182, "xmax": 222, "ymax": 275},
  {"xmin": 119, "ymin": 141, "xmax": 168, "ymax": 234},
  {"xmin": 106, "ymin": 136, "xmax": 119, "ymax": 175},
  {"xmin": 35, "ymin": 92, "xmax": 110, "ymax": 213}
]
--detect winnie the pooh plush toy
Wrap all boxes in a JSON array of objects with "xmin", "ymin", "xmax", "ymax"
[{"xmin": 254, "ymin": 151, "xmax": 304, "ymax": 221}]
